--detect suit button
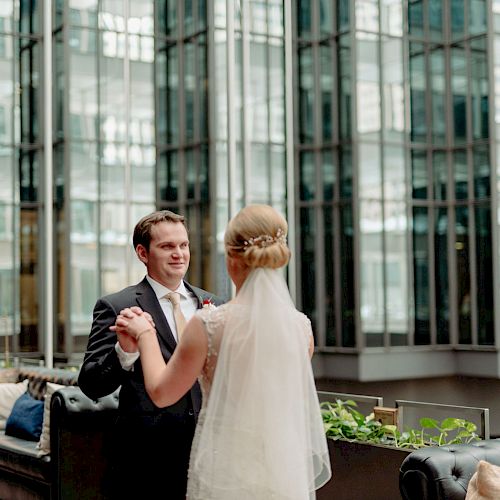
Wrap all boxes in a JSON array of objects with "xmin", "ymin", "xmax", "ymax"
[{"xmin": 188, "ymin": 409, "xmax": 194, "ymax": 416}]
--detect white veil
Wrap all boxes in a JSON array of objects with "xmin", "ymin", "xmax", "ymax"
[{"xmin": 189, "ymin": 268, "xmax": 331, "ymax": 499}]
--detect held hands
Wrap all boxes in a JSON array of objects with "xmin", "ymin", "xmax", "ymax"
[{"xmin": 111, "ymin": 306, "xmax": 156, "ymax": 350}]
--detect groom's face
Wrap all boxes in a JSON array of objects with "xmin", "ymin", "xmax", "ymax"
[{"xmin": 138, "ymin": 221, "xmax": 190, "ymax": 289}]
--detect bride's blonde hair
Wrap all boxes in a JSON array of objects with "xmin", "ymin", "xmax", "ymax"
[{"xmin": 224, "ymin": 204, "xmax": 290, "ymax": 269}]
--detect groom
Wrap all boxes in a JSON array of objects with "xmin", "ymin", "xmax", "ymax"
[{"xmin": 78, "ymin": 210, "xmax": 223, "ymax": 499}]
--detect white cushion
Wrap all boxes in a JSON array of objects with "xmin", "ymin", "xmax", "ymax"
[
  {"xmin": 36, "ymin": 382, "xmax": 65, "ymax": 456},
  {"xmin": 0, "ymin": 379, "xmax": 28, "ymax": 430},
  {"xmin": 466, "ymin": 460, "xmax": 500, "ymax": 500}
]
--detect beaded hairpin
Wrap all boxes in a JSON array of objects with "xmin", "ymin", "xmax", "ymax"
[{"xmin": 243, "ymin": 228, "xmax": 287, "ymax": 248}]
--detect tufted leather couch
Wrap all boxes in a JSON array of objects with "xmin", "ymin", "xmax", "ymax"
[
  {"xmin": 0, "ymin": 368, "xmax": 119, "ymax": 499},
  {"xmin": 399, "ymin": 439, "xmax": 500, "ymax": 500}
]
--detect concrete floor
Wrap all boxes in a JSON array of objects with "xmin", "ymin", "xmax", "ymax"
[{"xmin": 317, "ymin": 375, "xmax": 500, "ymax": 437}]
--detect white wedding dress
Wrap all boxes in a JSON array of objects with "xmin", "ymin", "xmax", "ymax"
[{"xmin": 186, "ymin": 268, "xmax": 331, "ymax": 500}]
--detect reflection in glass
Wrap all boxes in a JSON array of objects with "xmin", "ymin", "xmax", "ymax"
[
  {"xmin": 451, "ymin": 0, "xmax": 464, "ymax": 36},
  {"xmin": 473, "ymin": 145, "xmax": 490, "ymax": 198},
  {"xmin": 435, "ymin": 208, "xmax": 449, "ymax": 343},
  {"xmin": 340, "ymin": 145, "xmax": 352, "ymax": 198},
  {"xmin": 382, "ymin": 37, "xmax": 404, "ymax": 141},
  {"xmin": 357, "ymin": 33, "xmax": 380, "ymax": 138},
  {"xmin": 360, "ymin": 200, "xmax": 384, "ymax": 346},
  {"xmin": 454, "ymin": 149, "xmax": 468, "ymax": 200},
  {"xmin": 428, "ymin": 0, "xmax": 443, "ymax": 40},
  {"xmin": 412, "ymin": 150, "xmax": 427, "ymax": 199},
  {"xmin": 298, "ymin": 45, "xmax": 314, "ymax": 143},
  {"xmin": 381, "ymin": 0, "xmax": 402, "ymax": 36},
  {"xmin": 413, "ymin": 207, "xmax": 430, "ymax": 344},
  {"xmin": 319, "ymin": 0, "xmax": 333, "ymax": 36},
  {"xmin": 469, "ymin": 0, "xmax": 487, "ymax": 35},
  {"xmin": 409, "ymin": 42, "xmax": 426, "ymax": 142},
  {"xmin": 359, "ymin": 142, "xmax": 381, "ymax": 199},
  {"xmin": 20, "ymin": 41, "xmax": 39, "ymax": 144},
  {"xmin": 408, "ymin": 0, "xmax": 423, "ymax": 37},
  {"xmin": 322, "ymin": 150, "xmax": 335, "ymax": 201},
  {"xmin": 167, "ymin": 45, "xmax": 179, "ymax": 144},
  {"xmin": 297, "ymin": 0, "xmax": 312, "ymax": 39},
  {"xmin": 19, "ymin": 149, "xmax": 39, "ymax": 202},
  {"xmin": 337, "ymin": 0, "xmax": 349, "ymax": 31},
  {"xmin": 324, "ymin": 206, "xmax": 335, "ymax": 346},
  {"xmin": 385, "ymin": 201, "xmax": 408, "ymax": 345},
  {"xmin": 340, "ymin": 204, "xmax": 355, "ymax": 347},
  {"xmin": 300, "ymin": 151, "xmax": 315, "ymax": 201},
  {"xmin": 433, "ymin": 150, "xmax": 447, "ymax": 200},
  {"xmin": 455, "ymin": 206, "xmax": 471, "ymax": 344},
  {"xmin": 300, "ymin": 207, "xmax": 316, "ymax": 334},
  {"xmin": 383, "ymin": 145, "xmax": 405, "ymax": 201},
  {"xmin": 338, "ymin": 35, "xmax": 351, "ymax": 139},
  {"xmin": 451, "ymin": 47, "xmax": 467, "ymax": 142},
  {"xmin": 269, "ymin": 38, "xmax": 284, "ymax": 143},
  {"xmin": 158, "ymin": 150, "xmax": 178, "ymax": 201},
  {"xmin": 19, "ymin": 208, "xmax": 38, "ymax": 350},
  {"xmin": 475, "ymin": 205, "xmax": 494, "ymax": 344},
  {"xmin": 470, "ymin": 37, "xmax": 488, "ymax": 140},
  {"xmin": 320, "ymin": 43, "xmax": 333, "ymax": 141},
  {"xmin": 430, "ymin": 48, "xmax": 445, "ymax": 144},
  {"xmin": 356, "ymin": 0, "xmax": 379, "ymax": 32}
]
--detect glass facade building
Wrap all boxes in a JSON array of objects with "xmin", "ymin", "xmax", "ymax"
[{"xmin": 0, "ymin": 0, "xmax": 499, "ymax": 381}]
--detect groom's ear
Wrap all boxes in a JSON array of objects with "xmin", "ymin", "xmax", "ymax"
[{"xmin": 136, "ymin": 244, "xmax": 148, "ymax": 265}]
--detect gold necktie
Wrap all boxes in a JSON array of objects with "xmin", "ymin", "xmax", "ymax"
[{"xmin": 166, "ymin": 292, "xmax": 187, "ymax": 340}]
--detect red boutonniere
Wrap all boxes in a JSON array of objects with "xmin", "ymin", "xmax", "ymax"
[{"xmin": 202, "ymin": 298, "xmax": 216, "ymax": 310}]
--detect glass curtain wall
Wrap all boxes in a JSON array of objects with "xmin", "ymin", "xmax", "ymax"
[
  {"xmin": 155, "ymin": 0, "xmax": 211, "ymax": 291},
  {"xmin": 295, "ymin": 0, "xmax": 407, "ymax": 349},
  {"xmin": 409, "ymin": 0, "xmax": 493, "ymax": 347},
  {"xmin": 54, "ymin": 1, "xmax": 155, "ymax": 359},
  {"xmin": 0, "ymin": 1, "xmax": 41, "ymax": 358},
  {"xmin": 211, "ymin": 0, "xmax": 287, "ymax": 298}
]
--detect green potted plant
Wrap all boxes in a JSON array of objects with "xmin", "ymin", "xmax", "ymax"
[{"xmin": 317, "ymin": 399, "xmax": 480, "ymax": 500}]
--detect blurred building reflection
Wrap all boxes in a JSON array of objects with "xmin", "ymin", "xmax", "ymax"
[{"xmin": 0, "ymin": 1, "xmax": 499, "ymax": 381}]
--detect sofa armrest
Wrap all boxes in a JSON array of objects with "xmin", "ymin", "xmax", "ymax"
[
  {"xmin": 399, "ymin": 439, "xmax": 500, "ymax": 500},
  {"xmin": 50, "ymin": 386, "xmax": 119, "ymax": 500}
]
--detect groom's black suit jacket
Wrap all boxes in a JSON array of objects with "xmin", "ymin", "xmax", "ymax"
[{"xmin": 78, "ymin": 277, "xmax": 223, "ymax": 499}]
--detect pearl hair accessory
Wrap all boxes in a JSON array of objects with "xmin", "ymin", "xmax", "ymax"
[{"xmin": 243, "ymin": 228, "xmax": 287, "ymax": 248}]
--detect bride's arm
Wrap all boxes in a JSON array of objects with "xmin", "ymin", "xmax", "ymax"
[{"xmin": 118, "ymin": 312, "xmax": 208, "ymax": 407}]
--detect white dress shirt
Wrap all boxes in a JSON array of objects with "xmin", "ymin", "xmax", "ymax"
[{"xmin": 115, "ymin": 276, "xmax": 198, "ymax": 371}]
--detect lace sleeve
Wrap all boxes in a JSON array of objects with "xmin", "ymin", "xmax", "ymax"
[{"xmin": 195, "ymin": 306, "xmax": 226, "ymax": 361}]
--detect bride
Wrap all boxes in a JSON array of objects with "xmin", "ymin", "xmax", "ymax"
[{"xmin": 114, "ymin": 204, "xmax": 331, "ymax": 499}]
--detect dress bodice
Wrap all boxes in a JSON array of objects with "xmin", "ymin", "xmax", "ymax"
[{"xmin": 195, "ymin": 303, "xmax": 312, "ymax": 405}]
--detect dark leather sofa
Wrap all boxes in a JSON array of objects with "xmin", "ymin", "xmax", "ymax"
[
  {"xmin": 399, "ymin": 439, "xmax": 500, "ymax": 500},
  {"xmin": 0, "ymin": 368, "xmax": 119, "ymax": 499}
]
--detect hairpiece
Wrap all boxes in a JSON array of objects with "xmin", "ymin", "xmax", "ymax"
[{"xmin": 243, "ymin": 228, "xmax": 287, "ymax": 248}]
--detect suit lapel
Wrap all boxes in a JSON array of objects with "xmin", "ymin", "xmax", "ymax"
[{"xmin": 135, "ymin": 278, "xmax": 177, "ymax": 352}]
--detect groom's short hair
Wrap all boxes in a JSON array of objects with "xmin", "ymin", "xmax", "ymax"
[{"xmin": 133, "ymin": 210, "xmax": 186, "ymax": 250}]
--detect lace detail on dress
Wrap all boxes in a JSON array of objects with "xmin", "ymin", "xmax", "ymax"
[{"xmin": 195, "ymin": 304, "xmax": 230, "ymax": 399}]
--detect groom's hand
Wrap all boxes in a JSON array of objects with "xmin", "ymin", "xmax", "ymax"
[{"xmin": 112, "ymin": 307, "xmax": 156, "ymax": 349}]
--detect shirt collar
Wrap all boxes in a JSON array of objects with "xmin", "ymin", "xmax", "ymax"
[{"xmin": 146, "ymin": 275, "xmax": 189, "ymax": 301}]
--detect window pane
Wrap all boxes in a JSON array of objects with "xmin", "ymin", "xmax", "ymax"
[
  {"xmin": 456, "ymin": 206, "xmax": 471, "ymax": 344},
  {"xmin": 412, "ymin": 149, "xmax": 427, "ymax": 199},
  {"xmin": 475, "ymin": 205, "xmax": 494, "ymax": 344},
  {"xmin": 385, "ymin": 201, "xmax": 408, "ymax": 345},
  {"xmin": 360, "ymin": 199, "xmax": 384, "ymax": 346},
  {"xmin": 413, "ymin": 207, "xmax": 430, "ymax": 344},
  {"xmin": 300, "ymin": 207, "xmax": 316, "ymax": 334},
  {"xmin": 340, "ymin": 204, "xmax": 355, "ymax": 347},
  {"xmin": 435, "ymin": 208, "xmax": 449, "ymax": 343}
]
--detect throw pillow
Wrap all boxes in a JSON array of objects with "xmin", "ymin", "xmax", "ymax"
[
  {"xmin": 5, "ymin": 391, "xmax": 44, "ymax": 441},
  {"xmin": 0, "ymin": 368, "xmax": 19, "ymax": 383},
  {"xmin": 466, "ymin": 460, "xmax": 500, "ymax": 500},
  {"xmin": 0, "ymin": 379, "xmax": 28, "ymax": 431},
  {"xmin": 36, "ymin": 382, "xmax": 64, "ymax": 455}
]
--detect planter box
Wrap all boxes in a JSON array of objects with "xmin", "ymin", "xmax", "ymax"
[{"xmin": 317, "ymin": 439, "xmax": 412, "ymax": 500}]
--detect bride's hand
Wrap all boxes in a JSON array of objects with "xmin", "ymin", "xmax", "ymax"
[{"xmin": 115, "ymin": 307, "xmax": 156, "ymax": 340}]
